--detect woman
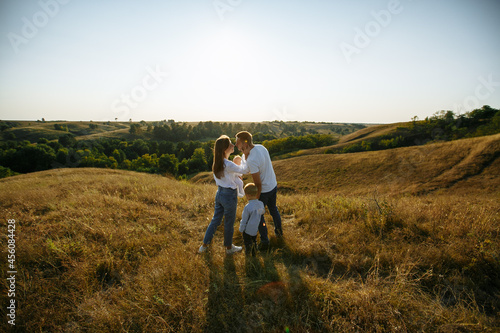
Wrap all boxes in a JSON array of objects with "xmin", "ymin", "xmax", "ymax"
[{"xmin": 198, "ymin": 135, "xmax": 248, "ymax": 254}]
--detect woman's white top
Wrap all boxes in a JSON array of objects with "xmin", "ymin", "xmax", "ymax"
[{"xmin": 213, "ymin": 158, "xmax": 249, "ymax": 189}]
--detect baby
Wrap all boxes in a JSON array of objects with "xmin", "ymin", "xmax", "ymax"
[{"xmin": 232, "ymin": 155, "xmax": 245, "ymax": 198}]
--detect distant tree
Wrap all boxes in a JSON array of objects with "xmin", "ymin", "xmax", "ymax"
[
  {"xmin": 54, "ymin": 124, "xmax": 68, "ymax": 131},
  {"xmin": 159, "ymin": 141, "xmax": 175, "ymax": 155},
  {"xmin": 131, "ymin": 139, "xmax": 149, "ymax": 156},
  {"xmin": 58, "ymin": 134, "xmax": 77, "ymax": 148},
  {"xmin": 10, "ymin": 144, "xmax": 56, "ymax": 173},
  {"xmin": 55, "ymin": 148, "xmax": 69, "ymax": 166},
  {"xmin": 468, "ymin": 105, "xmax": 497, "ymax": 123},
  {"xmin": 103, "ymin": 156, "xmax": 118, "ymax": 169},
  {"xmin": 0, "ymin": 166, "xmax": 17, "ymax": 178},
  {"xmin": 4, "ymin": 132, "xmax": 16, "ymax": 140},
  {"xmin": 131, "ymin": 154, "xmax": 158, "ymax": 173},
  {"xmin": 177, "ymin": 158, "xmax": 189, "ymax": 175},
  {"xmin": 129, "ymin": 124, "xmax": 142, "ymax": 135},
  {"xmin": 188, "ymin": 148, "xmax": 208, "ymax": 173},
  {"xmin": 159, "ymin": 153, "xmax": 178, "ymax": 175},
  {"xmin": 120, "ymin": 159, "xmax": 131, "ymax": 170},
  {"xmin": 112, "ymin": 149, "xmax": 126, "ymax": 163},
  {"xmin": 473, "ymin": 109, "xmax": 500, "ymax": 136}
]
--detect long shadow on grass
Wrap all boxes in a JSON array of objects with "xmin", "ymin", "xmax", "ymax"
[
  {"xmin": 279, "ymin": 240, "xmax": 331, "ymax": 331},
  {"xmin": 240, "ymin": 240, "xmax": 330, "ymax": 331},
  {"xmin": 204, "ymin": 252, "xmax": 245, "ymax": 332}
]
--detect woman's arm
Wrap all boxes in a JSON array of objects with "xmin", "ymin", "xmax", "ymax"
[{"xmin": 225, "ymin": 159, "xmax": 249, "ymax": 175}]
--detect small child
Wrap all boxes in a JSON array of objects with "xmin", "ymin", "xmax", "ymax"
[
  {"xmin": 232, "ymin": 155, "xmax": 245, "ymax": 198},
  {"xmin": 239, "ymin": 183, "xmax": 265, "ymax": 256}
]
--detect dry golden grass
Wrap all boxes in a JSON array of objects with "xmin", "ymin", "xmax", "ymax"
[
  {"xmin": 0, "ymin": 138, "xmax": 499, "ymax": 332},
  {"xmin": 337, "ymin": 123, "xmax": 404, "ymax": 144},
  {"xmin": 273, "ymin": 133, "xmax": 500, "ymax": 196}
]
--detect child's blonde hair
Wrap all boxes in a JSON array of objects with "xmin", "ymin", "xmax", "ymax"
[{"xmin": 244, "ymin": 183, "xmax": 258, "ymax": 197}]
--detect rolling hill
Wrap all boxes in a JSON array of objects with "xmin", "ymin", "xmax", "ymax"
[
  {"xmin": 192, "ymin": 133, "xmax": 500, "ymax": 197},
  {"xmin": 272, "ymin": 133, "xmax": 500, "ymax": 196},
  {"xmin": 0, "ymin": 121, "xmax": 131, "ymax": 142},
  {"xmin": 1, "ymin": 162, "xmax": 499, "ymax": 331},
  {"xmin": 1, "ymin": 123, "xmax": 499, "ymax": 331}
]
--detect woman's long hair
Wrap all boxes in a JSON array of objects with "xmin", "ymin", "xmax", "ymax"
[{"xmin": 213, "ymin": 135, "xmax": 230, "ymax": 179}]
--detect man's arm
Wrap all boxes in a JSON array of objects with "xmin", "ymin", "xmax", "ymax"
[{"xmin": 251, "ymin": 172, "xmax": 262, "ymax": 199}]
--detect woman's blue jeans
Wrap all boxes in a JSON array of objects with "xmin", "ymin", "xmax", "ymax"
[{"xmin": 203, "ymin": 186, "xmax": 238, "ymax": 248}]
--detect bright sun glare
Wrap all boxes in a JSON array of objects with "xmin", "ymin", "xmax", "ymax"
[
  {"xmin": 186, "ymin": 28, "xmax": 271, "ymax": 113},
  {"xmin": 203, "ymin": 29, "xmax": 260, "ymax": 80}
]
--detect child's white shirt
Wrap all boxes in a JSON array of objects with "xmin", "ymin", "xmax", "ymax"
[{"xmin": 239, "ymin": 199, "xmax": 265, "ymax": 236}]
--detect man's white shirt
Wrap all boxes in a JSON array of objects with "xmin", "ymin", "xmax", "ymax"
[{"xmin": 243, "ymin": 144, "xmax": 277, "ymax": 193}]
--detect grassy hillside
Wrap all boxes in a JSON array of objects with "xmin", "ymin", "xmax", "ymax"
[
  {"xmin": 337, "ymin": 123, "xmax": 403, "ymax": 144},
  {"xmin": 1, "ymin": 166, "xmax": 499, "ymax": 332},
  {"xmin": 267, "ymin": 123, "xmax": 401, "ymax": 159},
  {"xmin": 192, "ymin": 133, "xmax": 500, "ymax": 197},
  {"xmin": 272, "ymin": 106, "xmax": 499, "ymax": 159},
  {"xmin": 272, "ymin": 133, "xmax": 500, "ymax": 196},
  {"xmin": 0, "ymin": 121, "xmax": 131, "ymax": 142}
]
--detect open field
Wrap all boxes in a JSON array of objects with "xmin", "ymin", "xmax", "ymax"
[{"xmin": 1, "ymin": 131, "xmax": 499, "ymax": 331}]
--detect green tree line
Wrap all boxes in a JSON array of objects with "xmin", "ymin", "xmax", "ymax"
[
  {"xmin": 326, "ymin": 105, "xmax": 500, "ymax": 154},
  {"xmin": 0, "ymin": 137, "xmax": 214, "ymax": 178},
  {"xmin": 0, "ymin": 126, "xmax": 340, "ymax": 179},
  {"xmin": 264, "ymin": 134, "xmax": 337, "ymax": 157}
]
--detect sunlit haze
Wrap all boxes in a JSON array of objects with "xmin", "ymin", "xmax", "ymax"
[{"xmin": 1, "ymin": 0, "xmax": 499, "ymax": 123}]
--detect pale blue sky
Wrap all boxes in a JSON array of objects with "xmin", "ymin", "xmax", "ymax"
[{"xmin": 0, "ymin": 0, "xmax": 499, "ymax": 123}]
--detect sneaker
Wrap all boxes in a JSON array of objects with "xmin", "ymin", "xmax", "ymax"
[
  {"xmin": 226, "ymin": 244, "xmax": 242, "ymax": 255},
  {"xmin": 198, "ymin": 245, "xmax": 208, "ymax": 253}
]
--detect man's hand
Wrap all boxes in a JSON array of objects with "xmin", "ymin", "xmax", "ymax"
[{"xmin": 251, "ymin": 172, "xmax": 262, "ymax": 199}]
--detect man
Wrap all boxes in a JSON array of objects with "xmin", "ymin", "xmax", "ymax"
[{"xmin": 235, "ymin": 131, "xmax": 283, "ymax": 247}]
